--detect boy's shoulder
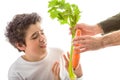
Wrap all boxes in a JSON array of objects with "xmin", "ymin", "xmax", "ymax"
[
  {"xmin": 8, "ymin": 57, "xmax": 22, "ymax": 74},
  {"xmin": 8, "ymin": 56, "xmax": 24, "ymax": 70}
]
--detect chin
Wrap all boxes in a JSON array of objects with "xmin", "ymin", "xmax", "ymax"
[{"xmin": 42, "ymin": 47, "xmax": 47, "ymax": 53}]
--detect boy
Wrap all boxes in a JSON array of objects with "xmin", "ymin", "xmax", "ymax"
[{"xmin": 5, "ymin": 12, "xmax": 82, "ymax": 80}]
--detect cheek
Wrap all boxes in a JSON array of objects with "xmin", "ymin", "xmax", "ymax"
[{"xmin": 26, "ymin": 40, "xmax": 39, "ymax": 50}]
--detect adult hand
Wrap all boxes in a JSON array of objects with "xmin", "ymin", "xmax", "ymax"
[
  {"xmin": 73, "ymin": 35, "xmax": 103, "ymax": 53},
  {"xmin": 75, "ymin": 23, "xmax": 103, "ymax": 35}
]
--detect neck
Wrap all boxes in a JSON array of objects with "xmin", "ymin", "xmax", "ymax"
[{"xmin": 22, "ymin": 50, "xmax": 47, "ymax": 62}]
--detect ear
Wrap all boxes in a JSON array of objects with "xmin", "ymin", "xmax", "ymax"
[{"xmin": 15, "ymin": 43, "xmax": 26, "ymax": 51}]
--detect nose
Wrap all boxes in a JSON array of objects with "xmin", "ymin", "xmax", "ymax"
[{"xmin": 38, "ymin": 32, "xmax": 45, "ymax": 42}]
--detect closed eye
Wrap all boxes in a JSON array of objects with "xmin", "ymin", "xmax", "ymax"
[
  {"xmin": 31, "ymin": 29, "xmax": 44, "ymax": 40},
  {"xmin": 31, "ymin": 32, "xmax": 39, "ymax": 39}
]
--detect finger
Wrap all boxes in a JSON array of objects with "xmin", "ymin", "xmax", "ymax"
[
  {"xmin": 75, "ymin": 23, "xmax": 84, "ymax": 30},
  {"xmin": 73, "ymin": 36, "xmax": 86, "ymax": 41},
  {"xmin": 74, "ymin": 24, "xmax": 80, "ymax": 30},
  {"xmin": 74, "ymin": 45, "xmax": 85, "ymax": 50},
  {"xmin": 57, "ymin": 65, "xmax": 60, "ymax": 75},
  {"xmin": 63, "ymin": 54, "xmax": 68, "ymax": 63},
  {"xmin": 73, "ymin": 40, "xmax": 86, "ymax": 46},
  {"xmin": 63, "ymin": 54, "xmax": 69, "ymax": 69},
  {"xmin": 52, "ymin": 61, "xmax": 60, "ymax": 75},
  {"xmin": 80, "ymin": 48, "xmax": 88, "ymax": 53},
  {"xmin": 69, "ymin": 32, "xmax": 71, "ymax": 35},
  {"xmin": 55, "ymin": 62, "xmax": 60, "ymax": 75},
  {"xmin": 67, "ymin": 52, "xmax": 70, "ymax": 59},
  {"xmin": 69, "ymin": 28, "xmax": 73, "ymax": 35},
  {"xmin": 73, "ymin": 35, "xmax": 91, "ymax": 41},
  {"xmin": 52, "ymin": 62, "xmax": 57, "ymax": 74},
  {"xmin": 74, "ymin": 46, "xmax": 88, "ymax": 53}
]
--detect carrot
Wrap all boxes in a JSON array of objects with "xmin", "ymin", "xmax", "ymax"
[{"xmin": 72, "ymin": 29, "xmax": 81, "ymax": 69}]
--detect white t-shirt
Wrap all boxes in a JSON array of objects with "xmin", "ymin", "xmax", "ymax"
[{"xmin": 8, "ymin": 47, "xmax": 82, "ymax": 80}]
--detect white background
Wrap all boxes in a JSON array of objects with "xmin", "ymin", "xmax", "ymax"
[{"xmin": 0, "ymin": 0, "xmax": 120, "ymax": 80}]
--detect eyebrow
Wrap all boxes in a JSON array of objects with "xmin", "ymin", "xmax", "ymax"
[{"xmin": 31, "ymin": 29, "xmax": 43, "ymax": 38}]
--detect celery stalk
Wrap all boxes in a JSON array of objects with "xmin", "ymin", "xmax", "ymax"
[{"xmin": 48, "ymin": 0, "xmax": 81, "ymax": 79}]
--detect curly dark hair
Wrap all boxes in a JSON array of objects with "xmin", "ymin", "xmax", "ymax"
[{"xmin": 5, "ymin": 12, "xmax": 41, "ymax": 52}]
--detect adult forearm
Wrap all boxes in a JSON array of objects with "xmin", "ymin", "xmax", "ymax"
[
  {"xmin": 98, "ymin": 13, "xmax": 120, "ymax": 34},
  {"xmin": 101, "ymin": 30, "xmax": 120, "ymax": 47}
]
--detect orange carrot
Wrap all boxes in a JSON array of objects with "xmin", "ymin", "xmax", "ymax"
[{"xmin": 72, "ymin": 29, "xmax": 81, "ymax": 69}]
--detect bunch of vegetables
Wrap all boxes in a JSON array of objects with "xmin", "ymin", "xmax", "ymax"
[{"xmin": 48, "ymin": 0, "xmax": 81, "ymax": 79}]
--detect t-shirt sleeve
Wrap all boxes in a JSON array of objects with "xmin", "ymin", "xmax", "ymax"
[
  {"xmin": 8, "ymin": 72, "xmax": 22, "ymax": 80},
  {"xmin": 98, "ymin": 13, "xmax": 120, "ymax": 34},
  {"xmin": 8, "ymin": 77, "xmax": 21, "ymax": 80},
  {"xmin": 8, "ymin": 64, "xmax": 24, "ymax": 80}
]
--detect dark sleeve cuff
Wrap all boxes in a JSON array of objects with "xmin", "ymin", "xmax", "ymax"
[{"xmin": 97, "ymin": 13, "xmax": 120, "ymax": 35}]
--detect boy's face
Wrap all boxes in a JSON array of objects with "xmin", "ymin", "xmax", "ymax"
[{"xmin": 24, "ymin": 22, "xmax": 47, "ymax": 56}]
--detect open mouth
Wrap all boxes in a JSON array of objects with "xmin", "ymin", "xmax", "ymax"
[
  {"xmin": 40, "ymin": 42, "xmax": 47, "ymax": 48},
  {"xmin": 40, "ymin": 44, "xmax": 47, "ymax": 48}
]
